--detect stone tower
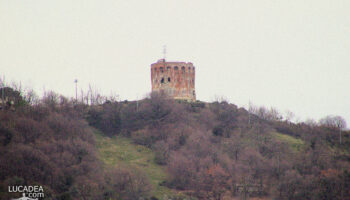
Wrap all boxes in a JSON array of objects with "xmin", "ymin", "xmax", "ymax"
[{"xmin": 151, "ymin": 59, "xmax": 196, "ymax": 101}]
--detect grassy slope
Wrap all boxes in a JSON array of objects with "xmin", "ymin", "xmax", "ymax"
[
  {"xmin": 94, "ymin": 132, "xmax": 184, "ymax": 199},
  {"xmin": 270, "ymin": 132, "xmax": 305, "ymax": 152},
  {"xmin": 94, "ymin": 128, "xmax": 306, "ymax": 199}
]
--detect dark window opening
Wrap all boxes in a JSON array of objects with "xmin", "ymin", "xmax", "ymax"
[
  {"xmin": 168, "ymin": 77, "xmax": 171, "ymax": 82},
  {"xmin": 160, "ymin": 67, "xmax": 164, "ymax": 73},
  {"xmin": 174, "ymin": 66, "xmax": 178, "ymax": 70},
  {"xmin": 161, "ymin": 78, "xmax": 164, "ymax": 83}
]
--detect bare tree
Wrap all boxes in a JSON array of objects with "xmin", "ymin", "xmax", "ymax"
[
  {"xmin": 213, "ymin": 95, "xmax": 229, "ymax": 103},
  {"xmin": 250, "ymin": 105, "xmax": 282, "ymax": 121},
  {"xmin": 334, "ymin": 116, "xmax": 347, "ymax": 144},
  {"xmin": 88, "ymin": 84, "xmax": 105, "ymax": 105},
  {"xmin": 305, "ymin": 118, "xmax": 317, "ymax": 127},
  {"xmin": 269, "ymin": 107, "xmax": 282, "ymax": 121},
  {"xmin": 42, "ymin": 90, "xmax": 59, "ymax": 109},
  {"xmin": 24, "ymin": 88, "xmax": 39, "ymax": 105},
  {"xmin": 319, "ymin": 115, "xmax": 336, "ymax": 128},
  {"xmin": 10, "ymin": 81, "xmax": 22, "ymax": 94},
  {"xmin": 319, "ymin": 115, "xmax": 347, "ymax": 144},
  {"xmin": 285, "ymin": 110, "xmax": 295, "ymax": 123}
]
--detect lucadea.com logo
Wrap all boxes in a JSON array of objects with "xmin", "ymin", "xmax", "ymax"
[{"xmin": 8, "ymin": 185, "xmax": 44, "ymax": 200}]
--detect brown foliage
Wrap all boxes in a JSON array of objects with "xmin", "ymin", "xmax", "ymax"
[{"xmin": 1, "ymin": 88, "xmax": 350, "ymax": 199}]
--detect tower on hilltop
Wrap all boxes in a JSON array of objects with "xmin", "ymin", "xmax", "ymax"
[{"xmin": 151, "ymin": 59, "xmax": 196, "ymax": 101}]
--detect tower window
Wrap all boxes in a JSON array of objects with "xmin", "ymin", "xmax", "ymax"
[
  {"xmin": 168, "ymin": 77, "xmax": 171, "ymax": 82},
  {"xmin": 160, "ymin": 67, "xmax": 164, "ymax": 73},
  {"xmin": 174, "ymin": 66, "xmax": 178, "ymax": 70}
]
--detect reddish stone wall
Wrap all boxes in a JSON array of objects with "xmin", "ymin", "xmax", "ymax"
[{"xmin": 151, "ymin": 59, "xmax": 196, "ymax": 101}]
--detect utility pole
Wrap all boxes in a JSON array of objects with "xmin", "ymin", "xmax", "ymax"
[{"xmin": 74, "ymin": 79, "xmax": 78, "ymax": 103}]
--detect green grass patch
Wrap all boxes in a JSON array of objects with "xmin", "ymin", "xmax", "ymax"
[
  {"xmin": 271, "ymin": 132, "xmax": 305, "ymax": 152},
  {"xmin": 94, "ymin": 132, "xmax": 183, "ymax": 199}
]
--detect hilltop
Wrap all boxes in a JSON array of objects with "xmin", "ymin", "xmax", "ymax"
[{"xmin": 0, "ymin": 89, "xmax": 349, "ymax": 200}]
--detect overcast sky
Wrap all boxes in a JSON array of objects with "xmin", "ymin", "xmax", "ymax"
[{"xmin": 0, "ymin": 0, "xmax": 349, "ymax": 124}]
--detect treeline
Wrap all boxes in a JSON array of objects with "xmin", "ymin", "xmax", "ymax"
[
  {"xmin": 248, "ymin": 103, "xmax": 349, "ymax": 148},
  {"xmin": 1, "ymin": 85, "xmax": 350, "ymax": 199},
  {"xmin": 86, "ymin": 92, "xmax": 350, "ymax": 199},
  {"xmin": 0, "ymin": 90, "xmax": 152, "ymax": 200}
]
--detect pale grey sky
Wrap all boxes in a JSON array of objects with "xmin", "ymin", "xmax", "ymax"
[{"xmin": 0, "ymin": 0, "xmax": 349, "ymax": 124}]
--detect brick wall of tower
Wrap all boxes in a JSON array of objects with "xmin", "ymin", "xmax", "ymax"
[{"xmin": 151, "ymin": 59, "xmax": 196, "ymax": 101}]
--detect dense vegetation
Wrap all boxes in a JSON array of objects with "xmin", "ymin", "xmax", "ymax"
[
  {"xmin": 0, "ymin": 92, "xmax": 151, "ymax": 200},
  {"xmin": 0, "ymin": 88, "xmax": 350, "ymax": 199}
]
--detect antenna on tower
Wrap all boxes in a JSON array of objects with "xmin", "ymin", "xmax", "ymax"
[{"xmin": 163, "ymin": 45, "xmax": 166, "ymax": 60}]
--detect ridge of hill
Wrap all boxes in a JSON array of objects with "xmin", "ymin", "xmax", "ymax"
[{"xmin": 0, "ymin": 89, "xmax": 350, "ymax": 199}]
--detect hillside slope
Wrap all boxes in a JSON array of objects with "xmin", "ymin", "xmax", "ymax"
[
  {"xmin": 86, "ymin": 93, "xmax": 350, "ymax": 199},
  {"xmin": 95, "ymin": 131, "xmax": 188, "ymax": 199},
  {"xmin": 0, "ymin": 89, "xmax": 349, "ymax": 200}
]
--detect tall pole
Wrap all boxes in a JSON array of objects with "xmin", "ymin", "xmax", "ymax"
[{"xmin": 74, "ymin": 79, "xmax": 78, "ymax": 103}]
